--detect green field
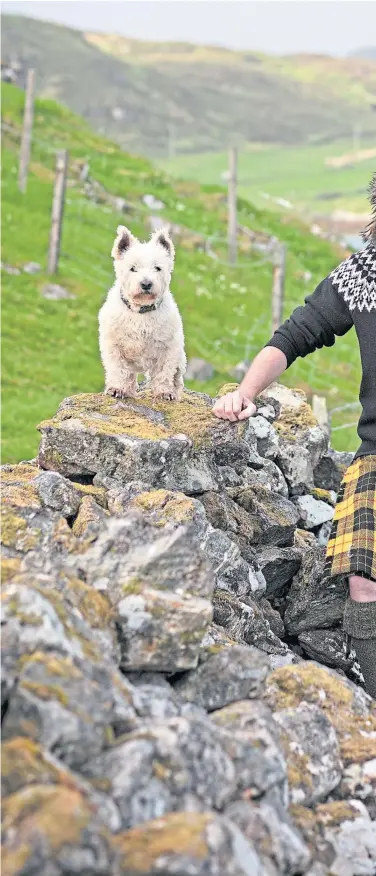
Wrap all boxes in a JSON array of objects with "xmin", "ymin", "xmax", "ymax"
[
  {"xmin": 1, "ymin": 84, "xmax": 363, "ymax": 463},
  {"xmin": 160, "ymin": 140, "xmax": 375, "ymax": 217}
]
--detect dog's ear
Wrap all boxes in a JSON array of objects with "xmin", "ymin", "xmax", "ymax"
[
  {"xmin": 152, "ymin": 228, "xmax": 175, "ymax": 264},
  {"xmin": 111, "ymin": 226, "xmax": 135, "ymax": 259}
]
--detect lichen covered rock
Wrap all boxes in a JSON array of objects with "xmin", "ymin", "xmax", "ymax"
[
  {"xmin": 71, "ymin": 513, "xmax": 214, "ymax": 671},
  {"xmin": 1, "ymin": 384, "xmax": 369, "ymax": 875},
  {"xmin": 265, "ymin": 663, "xmax": 376, "ymax": 769},
  {"xmin": 37, "ymin": 390, "xmax": 252, "ymax": 495},
  {"xmin": 174, "ymin": 645, "xmax": 269, "ymax": 711},
  {"xmin": 116, "ymin": 811, "xmax": 266, "ymax": 876},
  {"xmin": 81, "ymin": 715, "xmax": 237, "ymax": 829},
  {"xmin": 273, "ymin": 702, "xmax": 342, "ymax": 805},
  {"xmin": 1, "ymin": 784, "xmax": 118, "ymax": 876}
]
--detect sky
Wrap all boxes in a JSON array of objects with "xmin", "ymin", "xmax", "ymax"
[{"xmin": 2, "ymin": 0, "xmax": 376, "ymax": 57}]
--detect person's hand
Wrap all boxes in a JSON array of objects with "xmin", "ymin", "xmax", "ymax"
[{"xmin": 212, "ymin": 389, "xmax": 257, "ymax": 422}]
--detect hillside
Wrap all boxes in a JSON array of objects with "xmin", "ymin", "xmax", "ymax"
[
  {"xmin": 2, "ymin": 13, "xmax": 376, "ymax": 156},
  {"xmin": 160, "ymin": 139, "xmax": 375, "ymax": 220},
  {"xmin": 1, "ymin": 83, "xmax": 363, "ymax": 463}
]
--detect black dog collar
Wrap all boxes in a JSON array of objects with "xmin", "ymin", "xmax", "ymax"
[{"xmin": 120, "ymin": 291, "xmax": 159, "ymax": 314}]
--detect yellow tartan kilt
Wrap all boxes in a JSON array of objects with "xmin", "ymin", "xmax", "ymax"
[{"xmin": 324, "ymin": 455, "xmax": 376, "ymax": 581}]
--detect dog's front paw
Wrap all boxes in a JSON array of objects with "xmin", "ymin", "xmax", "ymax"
[
  {"xmin": 154, "ymin": 391, "xmax": 177, "ymax": 402},
  {"xmin": 105, "ymin": 386, "xmax": 136, "ymax": 400}
]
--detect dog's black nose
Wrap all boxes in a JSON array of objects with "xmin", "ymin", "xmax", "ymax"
[{"xmin": 140, "ymin": 280, "xmax": 153, "ymax": 292}]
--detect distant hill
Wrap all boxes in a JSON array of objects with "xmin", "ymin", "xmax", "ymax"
[
  {"xmin": 2, "ymin": 13, "xmax": 376, "ymax": 157},
  {"xmin": 348, "ymin": 47, "xmax": 376, "ymax": 61}
]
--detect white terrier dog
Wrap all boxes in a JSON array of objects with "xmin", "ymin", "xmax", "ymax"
[{"xmin": 99, "ymin": 226, "xmax": 186, "ymax": 400}]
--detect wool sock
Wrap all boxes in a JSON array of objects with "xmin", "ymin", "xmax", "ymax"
[{"xmin": 343, "ymin": 598, "xmax": 376, "ymax": 699}]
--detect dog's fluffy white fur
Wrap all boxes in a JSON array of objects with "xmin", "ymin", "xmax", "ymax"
[{"xmin": 99, "ymin": 225, "xmax": 186, "ymax": 400}]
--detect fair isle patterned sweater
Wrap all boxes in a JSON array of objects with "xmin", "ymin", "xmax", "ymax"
[{"xmin": 266, "ymin": 244, "xmax": 376, "ymax": 458}]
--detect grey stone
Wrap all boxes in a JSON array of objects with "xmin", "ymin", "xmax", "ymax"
[
  {"xmin": 314, "ymin": 449, "xmax": 354, "ymax": 492},
  {"xmin": 23, "ymin": 261, "xmax": 41, "ymax": 274},
  {"xmin": 229, "ymin": 485, "xmax": 299, "ymax": 547},
  {"xmin": 117, "ymin": 811, "xmax": 266, "ymax": 876},
  {"xmin": 317, "ymin": 519, "xmax": 333, "ymax": 547},
  {"xmin": 225, "ymin": 799, "xmax": 310, "ymax": 876},
  {"xmin": 41, "ymin": 283, "xmax": 76, "ymax": 300},
  {"xmin": 174, "ymin": 645, "xmax": 269, "ymax": 711},
  {"xmin": 295, "ymin": 494, "xmax": 334, "ymax": 530},
  {"xmin": 273, "ymin": 702, "xmax": 342, "ymax": 805},
  {"xmin": 1, "ymin": 784, "xmax": 118, "ymax": 876},
  {"xmin": 2, "ymin": 651, "xmax": 118, "ymax": 769},
  {"xmin": 211, "ymin": 699, "xmax": 287, "ymax": 802},
  {"xmin": 81, "ymin": 715, "xmax": 237, "ymax": 829},
  {"xmin": 230, "ymin": 360, "xmax": 250, "ymax": 382},
  {"xmin": 284, "ymin": 546, "xmax": 348, "ymax": 634},
  {"xmin": 186, "ymin": 357, "xmax": 214, "ymax": 381},
  {"xmin": 277, "ymin": 441, "xmax": 314, "ymax": 496},
  {"xmin": 72, "ymin": 514, "xmax": 214, "ymax": 671},
  {"xmin": 1, "ymin": 261, "xmax": 21, "ymax": 275},
  {"xmin": 244, "ymin": 416, "xmax": 280, "ymax": 459},
  {"xmin": 269, "ymin": 652, "xmax": 302, "ymax": 671},
  {"xmin": 339, "ymin": 761, "xmax": 376, "ymax": 818},
  {"xmin": 242, "ymin": 458, "xmax": 289, "ymax": 497},
  {"xmin": 328, "ymin": 817, "xmax": 376, "ymax": 876},
  {"xmin": 143, "ymin": 193, "xmax": 165, "ymax": 210},
  {"xmin": 213, "ymin": 590, "xmax": 288, "ymax": 655},
  {"xmin": 198, "ymin": 490, "xmax": 266, "ymax": 583},
  {"xmin": 34, "ymin": 471, "xmax": 81, "ymax": 517},
  {"xmin": 108, "ymin": 484, "xmax": 266, "ymax": 601},
  {"xmin": 1, "ymin": 583, "xmax": 89, "ymax": 684},
  {"xmin": 37, "ymin": 392, "xmax": 232, "ymax": 495},
  {"xmin": 298, "ymin": 629, "xmax": 354, "ymax": 672},
  {"xmin": 255, "ymin": 545, "xmax": 302, "ymax": 596},
  {"xmin": 259, "ymin": 598, "xmax": 285, "ymax": 639}
]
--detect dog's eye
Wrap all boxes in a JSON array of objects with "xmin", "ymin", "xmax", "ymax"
[
  {"xmin": 155, "ymin": 266, "xmax": 162, "ymax": 272},
  {"xmin": 130, "ymin": 266, "xmax": 136, "ymax": 273}
]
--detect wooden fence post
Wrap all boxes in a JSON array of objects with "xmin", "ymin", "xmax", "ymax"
[
  {"xmin": 18, "ymin": 68, "xmax": 35, "ymax": 193},
  {"xmin": 271, "ymin": 243, "xmax": 286, "ymax": 334},
  {"xmin": 48, "ymin": 150, "xmax": 68, "ymax": 274},
  {"xmin": 312, "ymin": 394, "xmax": 330, "ymax": 434},
  {"xmin": 228, "ymin": 147, "xmax": 237, "ymax": 265}
]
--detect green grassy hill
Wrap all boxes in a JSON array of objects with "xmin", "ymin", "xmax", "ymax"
[
  {"xmin": 2, "ymin": 14, "xmax": 376, "ymax": 156},
  {"xmin": 160, "ymin": 139, "xmax": 375, "ymax": 219},
  {"xmin": 1, "ymin": 83, "xmax": 363, "ymax": 463}
]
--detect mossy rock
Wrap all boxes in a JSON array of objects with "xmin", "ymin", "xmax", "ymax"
[
  {"xmin": 38, "ymin": 389, "xmax": 242, "ymax": 450},
  {"xmin": 274, "ymin": 402, "xmax": 318, "ymax": 442},
  {"xmin": 54, "ymin": 572, "xmax": 114, "ymax": 630},
  {"xmin": 1, "ymin": 506, "xmax": 41, "ymax": 552},
  {"xmin": 116, "ymin": 812, "xmax": 211, "ymax": 871},
  {"xmin": 1, "ymin": 464, "xmax": 42, "ymax": 511},
  {"xmin": 72, "ymin": 495, "xmax": 109, "ymax": 538},
  {"xmin": 1, "ymin": 556, "xmax": 23, "ymax": 584},
  {"xmin": 130, "ymin": 489, "xmax": 195, "ymax": 527},
  {"xmin": 9, "ymin": 575, "xmax": 104, "ymax": 663},
  {"xmin": 310, "ymin": 487, "xmax": 336, "ymax": 506},
  {"xmin": 1, "ymin": 463, "xmax": 41, "ymax": 485},
  {"xmin": 72, "ymin": 482, "xmax": 108, "ymax": 508},
  {"xmin": 1, "ymin": 784, "xmax": 108, "ymax": 872},
  {"xmin": 2, "ymin": 738, "xmax": 65, "ymax": 795},
  {"xmin": 290, "ymin": 799, "xmax": 362, "ymax": 850},
  {"xmin": 266, "ymin": 662, "xmax": 376, "ymax": 765}
]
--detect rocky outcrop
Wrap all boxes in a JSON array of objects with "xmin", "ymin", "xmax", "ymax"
[{"xmin": 2, "ymin": 384, "xmax": 375, "ymax": 876}]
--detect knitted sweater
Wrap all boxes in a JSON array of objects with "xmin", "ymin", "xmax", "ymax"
[{"xmin": 266, "ymin": 245, "xmax": 376, "ymax": 457}]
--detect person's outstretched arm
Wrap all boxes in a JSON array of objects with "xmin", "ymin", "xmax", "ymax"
[
  {"xmin": 212, "ymin": 347, "xmax": 287, "ymax": 421},
  {"xmin": 213, "ymin": 274, "xmax": 353, "ymax": 421}
]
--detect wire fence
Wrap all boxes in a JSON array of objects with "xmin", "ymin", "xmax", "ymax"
[{"xmin": 2, "ymin": 88, "xmax": 360, "ymax": 443}]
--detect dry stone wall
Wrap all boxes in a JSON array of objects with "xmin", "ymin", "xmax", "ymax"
[{"xmin": 1, "ymin": 385, "xmax": 375, "ymax": 876}]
